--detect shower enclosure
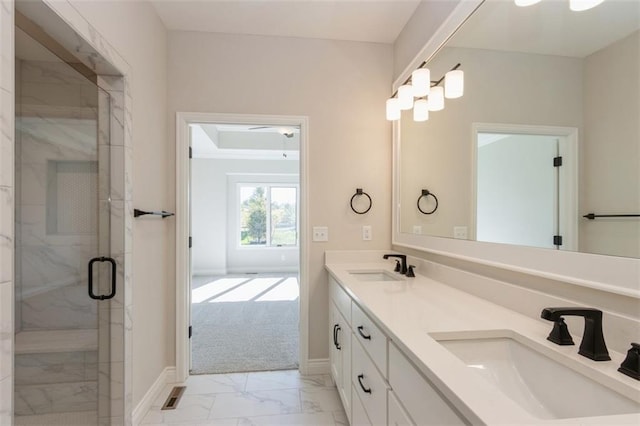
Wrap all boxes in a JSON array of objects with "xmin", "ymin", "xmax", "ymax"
[{"xmin": 13, "ymin": 24, "xmax": 117, "ymax": 424}]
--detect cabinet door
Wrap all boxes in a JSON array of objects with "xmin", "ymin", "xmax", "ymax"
[
  {"xmin": 330, "ymin": 302, "xmax": 342, "ymax": 385},
  {"xmin": 338, "ymin": 312, "xmax": 351, "ymax": 420},
  {"xmin": 330, "ymin": 277, "xmax": 352, "ymax": 323},
  {"xmin": 330, "ymin": 301, "xmax": 351, "ymax": 421}
]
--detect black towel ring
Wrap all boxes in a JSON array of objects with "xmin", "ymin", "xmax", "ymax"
[
  {"xmin": 417, "ymin": 189, "xmax": 438, "ymax": 215},
  {"xmin": 350, "ymin": 188, "xmax": 372, "ymax": 215}
]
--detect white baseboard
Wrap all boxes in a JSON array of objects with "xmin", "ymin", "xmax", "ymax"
[
  {"xmin": 301, "ymin": 358, "xmax": 330, "ymax": 376},
  {"xmin": 132, "ymin": 366, "xmax": 177, "ymax": 426}
]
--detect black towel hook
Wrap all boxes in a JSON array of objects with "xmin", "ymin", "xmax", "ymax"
[
  {"xmin": 350, "ymin": 188, "xmax": 372, "ymax": 215},
  {"xmin": 417, "ymin": 189, "xmax": 438, "ymax": 215}
]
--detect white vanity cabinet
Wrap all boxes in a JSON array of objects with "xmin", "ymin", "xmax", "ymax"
[
  {"xmin": 389, "ymin": 343, "xmax": 465, "ymax": 425},
  {"xmin": 388, "ymin": 391, "xmax": 414, "ymax": 426},
  {"xmin": 352, "ymin": 334, "xmax": 389, "ymax": 424},
  {"xmin": 329, "ymin": 277, "xmax": 466, "ymax": 425},
  {"xmin": 329, "ymin": 278, "xmax": 352, "ymax": 422},
  {"xmin": 352, "ymin": 302, "xmax": 387, "ymax": 374},
  {"xmin": 351, "ymin": 301, "xmax": 389, "ymax": 425},
  {"xmin": 351, "ymin": 384, "xmax": 373, "ymax": 426}
]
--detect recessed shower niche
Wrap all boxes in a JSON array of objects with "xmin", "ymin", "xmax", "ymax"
[
  {"xmin": 12, "ymin": 7, "xmax": 127, "ymax": 424},
  {"xmin": 46, "ymin": 160, "xmax": 99, "ymax": 236}
]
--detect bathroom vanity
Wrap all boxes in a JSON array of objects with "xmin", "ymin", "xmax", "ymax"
[{"xmin": 325, "ymin": 250, "xmax": 640, "ymax": 425}]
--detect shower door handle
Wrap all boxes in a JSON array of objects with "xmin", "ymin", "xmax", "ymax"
[{"xmin": 88, "ymin": 256, "xmax": 117, "ymax": 300}]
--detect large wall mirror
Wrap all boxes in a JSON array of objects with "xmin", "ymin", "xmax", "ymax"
[{"xmin": 393, "ymin": 0, "xmax": 639, "ymax": 294}]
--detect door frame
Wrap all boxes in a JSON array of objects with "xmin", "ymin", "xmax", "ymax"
[
  {"xmin": 470, "ymin": 123, "xmax": 579, "ymax": 251},
  {"xmin": 175, "ymin": 112, "xmax": 309, "ymax": 382}
]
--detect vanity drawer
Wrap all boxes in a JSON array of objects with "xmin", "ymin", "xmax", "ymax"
[
  {"xmin": 351, "ymin": 384, "xmax": 373, "ymax": 426},
  {"xmin": 388, "ymin": 342, "xmax": 465, "ymax": 425},
  {"xmin": 352, "ymin": 337, "xmax": 388, "ymax": 424},
  {"xmin": 330, "ymin": 277, "xmax": 352, "ymax": 325},
  {"xmin": 388, "ymin": 390, "xmax": 415, "ymax": 426},
  {"xmin": 352, "ymin": 302, "xmax": 387, "ymax": 376}
]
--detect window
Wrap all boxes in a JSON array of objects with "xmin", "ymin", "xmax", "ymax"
[{"xmin": 239, "ymin": 184, "xmax": 298, "ymax": 247}]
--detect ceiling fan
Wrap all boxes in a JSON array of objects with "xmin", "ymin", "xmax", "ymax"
[{"xmin": 248, "ymin": 126, "xmax": 295, "ymax": 138}]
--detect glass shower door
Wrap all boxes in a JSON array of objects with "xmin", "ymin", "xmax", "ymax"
[{"xmin": 14, "ymin": 26, "xmax": 113, "ymax": 425}]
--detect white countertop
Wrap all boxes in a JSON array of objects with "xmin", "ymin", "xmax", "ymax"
[{"xmin": 325, "ymin": 257, "xmax": 640, "ymax": 425}]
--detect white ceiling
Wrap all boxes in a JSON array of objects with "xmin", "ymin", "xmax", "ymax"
[
  {"xmin": 149, "ymin": 0, "xmax": 421, "ymax": 43},
  {"xmin": 191, "ymin": 124, "xmax": 300, "ymax": 160}
]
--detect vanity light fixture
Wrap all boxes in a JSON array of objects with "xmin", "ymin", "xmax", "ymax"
[
  {"xmin": 398, "ymin": 84, "xmax": 414, "ymax": 110},
  {"xmin": 515, "ymin": 0, "xmax": 606, "ymax": 11},
  {"xmin": 515, "ymin": 0, "xmax": 542, "ymax": 5},
  {"xmin": 413, "ymin": 99, "xmax": 429, "ymax": 122},
  {"xmin": 444, "ymin": 69, "xmax": 464, "ymax": 99},
  {"xmin": 385, "ymin": 63, "xmax": 463, "ymax": 121},
  {"xmin": 386, "ymin": 98, "xmax": 401, "ymax": 121},
  {"xmin": 427, "ymin": 86, "xmax": 445, "ymax": 111},
  {"xmin": 569, "ymin": 0, "xmax": 605, "ymax": 11},
  {"xmin": 412, "ymin": 68, "xmax": 431, "ymax": 97}
]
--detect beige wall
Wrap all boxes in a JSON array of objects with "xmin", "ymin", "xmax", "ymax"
[
  {"xmin": 581, "ymin": 30, "xmax": 640, "ymax": 257},
  {"xmin": 68, "ymin": 0, "xmax": 170, "ymax": 408},
  {"xmin": 168, "ymin": 31, "xmax": 393, "ymax": 360}
]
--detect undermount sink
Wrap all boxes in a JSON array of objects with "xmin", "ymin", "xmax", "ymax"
[
  {"xmin": 348, "ymin": 270, "xmax": 402, "ymax": 282},
  {"xmin": 431, "ymin": 331, "xmax": 640, "ymax": 420}
]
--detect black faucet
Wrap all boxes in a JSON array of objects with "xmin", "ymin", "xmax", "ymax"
[
  {"xmin": 618, "ymin": 343, "xmax": 640, "ymax": 381},
  {"xmin": 383, "ymin": 254, "xmax": 407, "ymax": 275},
  {"xmin": 541, "ymin": 307, "xmax": 610, "ymax": 361}
]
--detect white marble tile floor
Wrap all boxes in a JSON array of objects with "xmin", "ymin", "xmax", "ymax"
[{"xmin": 141, "ymin": 370, "xmax": 346, "ymax": 426}]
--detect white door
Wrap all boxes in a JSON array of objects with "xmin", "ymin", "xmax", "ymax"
[{"xmin": 476, "ymin": 133, "xmax": 560, "ymax": 249}]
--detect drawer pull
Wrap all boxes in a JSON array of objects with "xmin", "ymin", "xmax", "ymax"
[
  {"xmin": 357, "ymin": 325, "xmax": 372, "ymax": 340},
  {"xmin": 357, "ymin": 374, "xmax": 372, "ymax": 394},
  {"xmin": 335, "ymin": 324, "xmax": 341, "ymax": 350}
]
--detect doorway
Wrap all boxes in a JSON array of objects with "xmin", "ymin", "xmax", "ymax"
[
  {"xmin": 175, "ymin": 113, "xmax": 309, "ymax": 381},
  {"xmin": 472, "ymin": 123, "xmax": 578, "ymax": 251},
  {"xmin": 190, "ymin": 123, "xmax": 300, "ymax": 374}
]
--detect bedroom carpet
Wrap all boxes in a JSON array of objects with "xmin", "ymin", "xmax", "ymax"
[{"xmin": 190, "ymin": 275, "xmax": 299, "ymax": 374}]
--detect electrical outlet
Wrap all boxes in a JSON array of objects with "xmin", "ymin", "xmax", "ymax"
[
  {"xmin": 413, "ymin": 225, "xmax": 422, "ymax": 235},
  {"xmin": 453, "ymin": 226, "xmax": 468, "ymax": 239},
  {"xmin": 312, "ymin": 226, "xmax": 329, "ymax": 242},
  {"xmin": 362, "ymin": 225, "xmax": 372, "ymax": 241}
]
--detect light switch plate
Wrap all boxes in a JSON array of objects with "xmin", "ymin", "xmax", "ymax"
[
  {"xmin": 453, "ymin": 226, "xmax": 468, "ymax": 239},
  {"xmin": 313, "ymin": 226, "xmax": 329, "ymax": 242},
  {"xmin": 362, "ymin": 225, "xmax": 372, "ymax": 241}
]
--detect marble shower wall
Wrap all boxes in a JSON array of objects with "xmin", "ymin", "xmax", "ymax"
[
  {"xmin": 0, "ymin": 1, "xmax": 15, "ymax": 424},
  {"xmin": 15, "ymin": 59, "xmax": 100, "ymax": 331},
  {"xmin": 2, "ymin": 0, "xmax": 133, "ymax": 423}
]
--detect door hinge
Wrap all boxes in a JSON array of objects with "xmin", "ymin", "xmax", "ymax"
[
  {"xmin": 189, "ymin": 236, "xmax": 192, "ymax": 248},
  {"xmin": 553, "ymin": 156, "xmax": 563, "ymax": 167},
  {"xmin": 553, "ymin": 235, "xmax": 563, "ymax": 246},
  {"xmin": 188, "ymin": 326, "xmax": 192, "ymax": 339},
  {"xmin": 189, "ymin": 146, "xmax": 193, "ymax": 159}
]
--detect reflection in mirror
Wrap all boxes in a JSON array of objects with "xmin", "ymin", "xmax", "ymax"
[{"xmin": 398, "ymin": 0, "xmax": 640, "ymax": 258}]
